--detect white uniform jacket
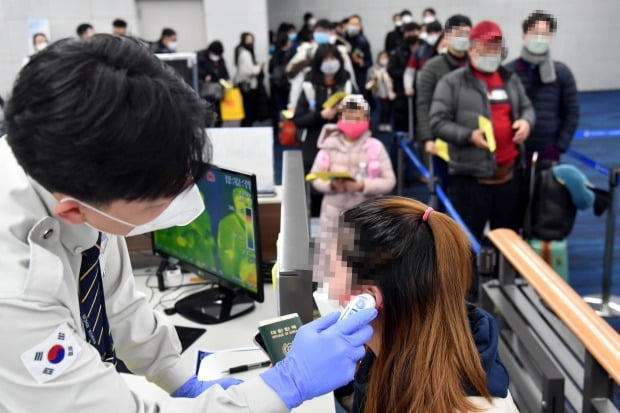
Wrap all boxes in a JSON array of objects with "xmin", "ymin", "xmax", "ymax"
[{"xmin": 0, "ymin": 138, "xmax": 288, "ymax": 413}]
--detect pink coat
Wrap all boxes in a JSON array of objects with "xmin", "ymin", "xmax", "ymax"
[{"xmin": 310, "ymin": 124, "xmax": 396, "ymax": 232}]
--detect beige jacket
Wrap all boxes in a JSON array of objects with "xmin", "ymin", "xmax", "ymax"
[{"xmin": 0, "ymin": 138, "xmax": 288, "ymax": 412}]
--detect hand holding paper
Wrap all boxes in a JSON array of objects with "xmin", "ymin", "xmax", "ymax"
[{"xmin": 477, "ymin": 115, "xmax": 495, "ymax": 152}]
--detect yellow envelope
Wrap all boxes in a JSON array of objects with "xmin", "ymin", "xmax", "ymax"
[
  {"xmin": 305, "ymin": 171, "xmax": 353, "ymax": 181},
  {"xmin": 435, "ymin": 139, "xmax": 450, "ymax": 161},
  {"xmin": 322, "ymin": 91, "xmax": 348, "ymax": 109},
  {"xmin": 478, "ymin": 115, "xmax": 496, "ymax": 152}
]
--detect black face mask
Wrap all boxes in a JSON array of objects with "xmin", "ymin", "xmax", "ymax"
[{"xmin": 404, "ymin": 36, "xmax": 419, "ymax": 47}]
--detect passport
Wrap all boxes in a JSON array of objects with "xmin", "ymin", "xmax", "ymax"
[{"xmin": 257, "ymin": 313, "xmax": 302, "ymax": 363}]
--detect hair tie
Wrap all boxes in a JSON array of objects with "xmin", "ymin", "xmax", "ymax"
[{"xmin": 422, "ymin": 207, "xmax": 434, "ymax": 222}]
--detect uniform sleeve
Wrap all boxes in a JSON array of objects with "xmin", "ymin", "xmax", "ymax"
[
  {"xmin": 429, "ymin": 76, "xmax": 474, "ymax": 146},
  {"xmin": 102, "ymin": 235, "xmax": 193, "ymax": 393},
  {"xmin": 362, "ymin": 142, "xmax": 396, "ymax": 196}
]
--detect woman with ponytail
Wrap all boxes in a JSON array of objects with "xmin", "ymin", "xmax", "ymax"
[{"xmin": 326, "ymin": 196, "xmax": 518, "ymax": 413}]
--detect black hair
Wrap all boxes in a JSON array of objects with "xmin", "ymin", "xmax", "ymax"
[
  {"xmin": 426, "ymin": 21, "xmax": 442, "ymax": 33},
  {"xmin": 32, "ymin": 33, "xmax": 47, "ymax": 45},
  {"xmin": 5, "ymin": 35, "xmax": 210, "ymax": 205},
  {"xmin": 400, "ymin": 9, "xmax": 412, "ymax": 17},
  {"xmin": 276, "ymin": 22, "xmax": 294, "ymax": 36},
  {"xmin": 423, "ymin": 7, "xmax": 436, "ymax": 16},
  {"xmin": 112, "ymin": 19, "xmax": 127, "ymax": 28},
  {"xmin": 403, "ymin": 22, "xmax": 421, "ymax": 33},
  {"xmin": 275, "ymin": 32, "xmax": 290, "ymax": 51},
  {"xmin": 315, "ymin": 19, "xmax": 333, "ymax": 30},
  {"xmin": 310, "ymin": 44, "xmax": 347, "ymax": 84},
  {"xmin": 76, "ymin": 23, "xmax": 93, "ymax": 37},
  {"xmin": 161, "ymin": 28, "xmax": 176, "ymax": 39},
  {"xmin": 207, "ymin": 40, "xmax": 224, "ymax": 55},
  {"xmin": 445, "ymin": 14, "xmax": 472, "ymax": 31},
  {"xmin": 522, "ymin": 10, "xmax": 557, "ymax": 33},
  {"xmin": 348, "ymin": 14, "xmax": 362, "ymax": 23},
  {"xmin": 297, "ymin": 29, "xmax": 313, "ymax": 43},
  {"xmin": 304, "ymin": 12, "xmax": 314, "ymax": 22},
  {"xmin": 234, "ymin": 32, "xmax": 255, "ymax": 65}
]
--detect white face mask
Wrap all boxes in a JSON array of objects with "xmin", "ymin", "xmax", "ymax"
[
  {"xmin": 209, "ymin": 53, "xmax": 221, "ymax": 61},
  {"xmin": 525, "ymin": 35, "xmax": 551, "ymax": 55},
  {"xmin": 167, "ymin": 41, "xmax": 178, "ymax": 51},
  {"xmin": 321, "ymin": 59, "xmax": 341, "ymax": 75},
  {"xmin": 401, "ymin": 15, "xmax": 413, "ymax": 24},
  {"xmin": 474, "ymin": 54, "xmax": 502, "ymax": 73},
  {"xmin": 423, "ymin": 15, "xmax": 436, "ymax": 24},
  {"xmin": 60, "ymin": 184, "xmax": 204, "ymax": 237},
  {"xmin": 34, "ymin": 42, "xmax": 48, "ymax": 52},
  {"xmin": 450, "ymin": 36, "xmax": 470, "ymax": 52},
  {"xmin": 426, "ymin": 33, "xmax": 440, "ymax": 46},
  {"xmin": 419, "ymin": 31, "xmax": 428, "ymax": 40}
]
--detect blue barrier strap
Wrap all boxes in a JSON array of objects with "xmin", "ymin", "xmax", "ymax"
[
  {"xmin": 565, "ymin": 148, "xmax": 613, "ymax": 180},
  {"xmin": 574, "ymin": 129, "xmax": 620, "ymax": 139},
  {"xmin": 399, "ymin": 140, "xmax": 482, "ymax": 253}
]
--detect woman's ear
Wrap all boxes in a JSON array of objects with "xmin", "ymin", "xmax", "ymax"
[{"xmin": 362, "ymin": 285, "xmax": 383, "ymax": 310}]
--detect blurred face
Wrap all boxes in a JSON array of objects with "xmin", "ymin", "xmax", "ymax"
[
  {"xmin": 340, "ymin": 108, "xmax": 366, "ymax": 123},
  {"xmin": 113, "ymin": 26, "xmax": 127, "ymax": 36},
  {"xmin": 445, "ymin": 25, "xmax": 471, "ymax": 53},
  {"xmin": 327, "ymin": 224, "xmax": 365, "ymax": 306},
  {"xmin": 469, "ymin": 38, "xmax": 503, "ymax": 72},
  {"xmin": 164, "ymin": 34, "xmax": 177, "ymax": 46},
  {"xmin": 347, "ymin": 16, "xmax": 362, "ymax": 36},
  {"xmin": 244, "ymin": 34, "xmax": 254, "ymax": 46},
  {"xmin": 82, "ymin": 27, "xmax": 94, "ymax": 40},
  {"xmin": 393, "ymin": 15, "xmax": 402, "ymax": 27},
  {"xmin": 523, "ymin": 20, "xmax": 553, "ymax": 54},
  {"xmin": 34, "ymin": 34, "xmax": 48, "ymax": 46}
]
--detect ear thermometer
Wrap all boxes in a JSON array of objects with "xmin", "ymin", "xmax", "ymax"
[{"xmin": 338, "ymin": 293, "xmax": 376, "ymax": 321}]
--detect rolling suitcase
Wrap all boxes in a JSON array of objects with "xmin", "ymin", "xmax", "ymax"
[{"xmin": 528, "ymin": 238, "xmax": 569, "ymax": 281}]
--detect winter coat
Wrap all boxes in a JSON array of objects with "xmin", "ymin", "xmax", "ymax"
[
  {"xmin": 429, "ymin": 65, "xmax": 535, "ymax": 178},
  {"xmin": 310, "ymin": 124, "xmax": 396, "ymax": 232},
  {"xmin": 506, "ymin": 58, "xmax": 579, "ymax": 152}
]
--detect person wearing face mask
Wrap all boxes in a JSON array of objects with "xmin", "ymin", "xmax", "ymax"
[
  {"xmin": 403, "ymin": 20, "xmax": 442, "ymax": 98},
  {"xmin": 366, "ymin": 51, "xmax": 396, "ymax": 132},
  {"xmin": 234, "ymin": 32, "xmax": 266, "ymax": 127},
  {"xmin": 153, "ymin": 28, "xmax": 178, "ymax": 54},
  {"xmin": 416, "ymin": 14, "xmax": 472, "ymax": 194},
  {"xmin": 384, "ymin": 12, "xmax": 405, "ymax": 54},
  {"xmin": 309, "ymin": 95, "xmax": 395, "ymax": 277},
  {"xmin": 422, "ymin": 7, "xmax": 438, "ymax": 24},
  {"xmin": 286, "ymin": 19, "xmax": 357, "ymax": 112},
  {"xmin": 429, "ymin": 20, "xmax": 535, "ymax": 254},
  {"xmin": 506, "ymin": 11, "xmax": 578, "ymax": 163},
  {"xmin": 388, "ymin": 22, "xmax": 421, "ymax": 134},
  {"xmin": 32, "ymin": 33, "xmax": 49, "ymax": 53},
  {"xmin": 197, "ymin": 40, "xmax": 231, "ymax": 126},
  {"xmin": 293, "ymin": 44, "xmax": 353, "ymax": 216},
  {"xmin": 0, "ymin": 34, "xmax": 377, "ymax": 413},
  {"xmin": 344, "ymin": 15, "xmax": 373, "ymax": 101}
]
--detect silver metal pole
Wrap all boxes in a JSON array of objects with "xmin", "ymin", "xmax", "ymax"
[{"xmin": 583, "ymin": 167, "xmax": 620, "ymax": 317}]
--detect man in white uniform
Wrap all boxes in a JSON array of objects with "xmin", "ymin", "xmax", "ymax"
[{"xmin": 0, "ymin": 34, "xmax": 376, "ymax": 412}]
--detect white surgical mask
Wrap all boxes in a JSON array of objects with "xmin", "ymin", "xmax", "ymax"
[
  {"xmin": 308, "ymin": 18, "xmax": 317, "ymax": 27},
  {"xmin": 450, "ymin": 36, "xmax": 470, "ymax": 52},
  {"xmin": 209, "ymin": 53, "xmax": 221, "ymax": 61},
  {"xmin": 426, "ymin": 33, "xmax": 440, "ymax": 46},
  {"xmin": 347, "ymin": 25, "xmax": 361, "ymax": 37},
  {"xmin": 420, "ymin": 32, "xmax": 428, "ymax": 40},
  {"xmin": 167, "ymin": 41, "xmax": 178, "ymax": 52},
  {"xmin": 395, "ymin": 21, "xmax": 403, "ymax": 28},
  {"xmin": 525, "ymin": 35, "xmax": 551, "ymax": 55},
  {"xmin": 423, "ymin": 15, "xmax": 436, "ymax": 24},
  {"xmin": 34, "ymin": 42, "xmax": 48, "ymax": 52},
  {"xmin": 60, "ymin": 184, "xmax": 204, "ymax": 237},
  {"xmin": 401, "ymin": 15, "xmax": 413, "ymax": 24},
  {"xmin": 379, "ymin": 58, "xmax": 389, "ymax": 66},
  {"xmin": 321, "ymin": 59, "xmax": 341, "ymax": 75},
  {"xmin": 474, "ymin": 54, "xmax": 502, "ymax": 73},
  {"xmin": 329, "ymin": 34, "xmax": 338, "ymax": 45}
]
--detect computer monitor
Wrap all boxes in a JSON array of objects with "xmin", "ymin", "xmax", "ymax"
[{"xmin": 152, "ymin": 164, "xmax": 264, "ymax": 324}]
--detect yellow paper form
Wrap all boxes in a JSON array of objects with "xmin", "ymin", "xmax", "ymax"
[
  {"xmin": 305, "ymin": 171, "xmax": 353, "ymax": 181},
  {"xmin": 478, "ymin": 115, "xmax": 496, "ymax": 152},
  {"xmin": 434, "ymin": 139, "xmax": 450, "ymax": 161}
]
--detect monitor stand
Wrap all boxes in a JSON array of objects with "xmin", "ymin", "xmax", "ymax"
[{"xmin": 174, "ymin": 285, "xmax": 255, "ymax": 324}]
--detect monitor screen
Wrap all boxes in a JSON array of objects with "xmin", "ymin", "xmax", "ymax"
[{"xmin": 152, "ymin": 164, "xmax": 263, "ymax": 323}]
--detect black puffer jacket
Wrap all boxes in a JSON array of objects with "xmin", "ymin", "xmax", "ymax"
[
  {"xmin": 429, "ymin": 65, "xmax": 535, "ymax": 178},
  {"xmin": 506, "ymin": 58, "xmax": 579, "ymax": 152}
]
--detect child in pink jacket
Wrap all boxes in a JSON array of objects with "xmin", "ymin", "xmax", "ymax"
[{"xmin": 310, "ymin": 95, "xmax": 396, "ymax": 275}]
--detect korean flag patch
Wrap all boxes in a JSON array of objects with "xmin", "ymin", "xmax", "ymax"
[{"xmin": 21, "ymin": 323, "xmax": 82, "ymax": 383}]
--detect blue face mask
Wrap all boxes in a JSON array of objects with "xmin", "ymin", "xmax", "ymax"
[
  {"xmin": 313, "ymin": 32, "xmax": 330, "ymax": 44},
  {"xmin": 288, "ymin": 33, "xmax": 297, "ymax": 42}
]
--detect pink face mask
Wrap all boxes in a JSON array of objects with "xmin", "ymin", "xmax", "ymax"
[{"xmin": 337, "ymin": 120, "xmax": 369, "ymax": 140}]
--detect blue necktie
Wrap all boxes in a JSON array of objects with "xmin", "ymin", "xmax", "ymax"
[{"xmin": 78, "ymin": 233, "xmax": 116, "ymax": 363}]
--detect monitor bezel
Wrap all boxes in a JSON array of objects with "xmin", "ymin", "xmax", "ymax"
[{"xmin": 151, "ymin": 163, "xmax": 264, "ymax": 303}]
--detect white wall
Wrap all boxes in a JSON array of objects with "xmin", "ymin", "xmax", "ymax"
[
  {"xmin": 266, "ymin": 0, "xmax": 620, "ymax": 91},
  {"xmin": 0, "ymin": 0, "xmax": 139, "ymax": 97},
  {"xmin": 137, "ymin": 0, "xmax": 206, "ymax": 52}
]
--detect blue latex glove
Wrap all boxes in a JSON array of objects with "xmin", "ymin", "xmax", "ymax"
[
  {"xmin": 171, "ymin": 374, "xmax": 243, "ymax": 398},
  {"xmin": 260, "ymin": 308, "xmax": 376, "ymax": 409}
]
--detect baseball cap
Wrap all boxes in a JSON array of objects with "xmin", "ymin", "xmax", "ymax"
[{"xmin": 469, "ymin": 20, "xmax": 503, "ymax": 42}]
